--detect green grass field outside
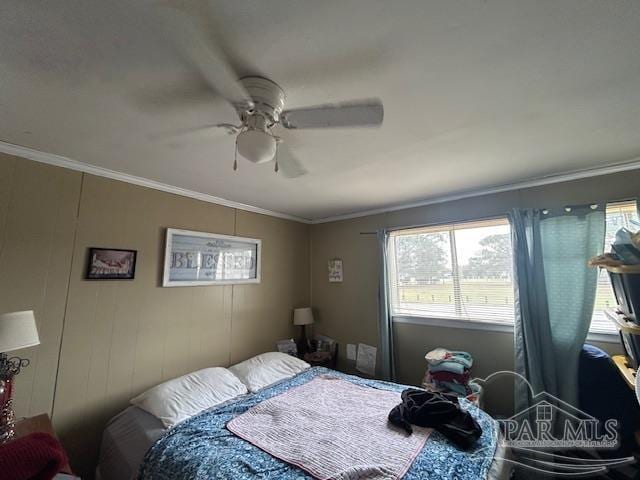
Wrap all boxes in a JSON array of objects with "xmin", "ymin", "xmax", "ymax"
[{"xmin": 397, "ymin": 279, "xmax": 616, "ymax": 310}]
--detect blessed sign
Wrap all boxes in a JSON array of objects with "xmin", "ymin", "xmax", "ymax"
[{"xmin": 163, "ymin": 229, "xmax": 261, "ymax": 286}]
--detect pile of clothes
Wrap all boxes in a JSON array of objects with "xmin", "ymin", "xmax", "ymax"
[
  {"xmin": 422, "ymin": 348, "xmax": 477, "ymax": 400},
  {"xmin": 0, "ymin": 432, "xmax": 68, "ymax": 480},
  {"xmin": 388, "ymin": 388, "xmax": 482, "ymax": 450}
]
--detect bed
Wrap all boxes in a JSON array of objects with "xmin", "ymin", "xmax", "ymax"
[{"xmin": 97, "ymin": 366, "xmax": 509, "ymax": 480}]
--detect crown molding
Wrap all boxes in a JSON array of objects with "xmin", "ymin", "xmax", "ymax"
[
  {"xmin": 3, "ymin": 140, "xmax": 640, "ymax": 226},
  {"xmin": 0, "ymin": 141, "xmax": 311, "ymax": 224},
  {"xmin": 310, "ymin": 156, "xmax": 640, "ymax": 224}
]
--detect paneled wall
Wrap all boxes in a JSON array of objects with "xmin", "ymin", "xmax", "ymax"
[
  {"xmin": 0, "ymin": 153, "xmax": 310, "ymax": 477},
  {"xmin": 0, "ymin": 155, "xmax": 81, "ymax": 417}
]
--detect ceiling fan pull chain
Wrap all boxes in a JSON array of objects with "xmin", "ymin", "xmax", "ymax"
[
  {"xmin": 233, "ymin": 139, "xmax": 238, "ymax": 171},
  {"xmin": 274, "ymin": 143, "xmax": 279, "ymax": 173}
]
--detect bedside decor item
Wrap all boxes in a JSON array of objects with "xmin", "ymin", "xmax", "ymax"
[
  {"xmin": 163, "ymin": 228, "xmax": 261, "ymax": 286},
  {"xmin": 276, "ymin": 339, "xmax": 298, "ymax": 356},
  {"xmin": 293, "ymin": 307, "xmax": 314, "ymax": 356},
  {"xmin": 328, "ymin": 258, "xmax": 343, "ymax": 282},
  {"xmin": 0, "ymin": 311, "xmax": 40, "ymax": 444},
  {"xmin": 86, "ymin": 248, "xmax": 137, "ymax": 280},
  {"xmin": 313, "ymin": 334, "xmax": 336, "ymax": 355},
  {"xmin": 303, "ymin": 350, "xmax": 335, "ymax": 368}
]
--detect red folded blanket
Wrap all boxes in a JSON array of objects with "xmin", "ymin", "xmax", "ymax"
[
  {"xmin": 429, "ymin": 370, "xmax": 470, "ymax": 384},
  {"xmin": 0, "ymin": 432, "xmax": 67, "ymax": 480}
]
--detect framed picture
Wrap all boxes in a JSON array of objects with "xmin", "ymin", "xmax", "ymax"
[
  {"xmin": 86, "ymin": 248, "xmax": 137, "ymax": 280},
  {"xmin": 163, "ymin": 228, "xmax": 261, "ymax": 287},
  {"xmin": 328, "ymin": 258, "xmax": 343, "ymax": 283}
]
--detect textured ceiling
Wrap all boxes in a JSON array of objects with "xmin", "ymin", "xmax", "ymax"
[{"xmin": 1, "ymin": 1, "xmax": 640, "ymax": 221}]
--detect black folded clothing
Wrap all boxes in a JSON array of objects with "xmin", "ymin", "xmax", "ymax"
[{"xmin": 388, "ymin": 388, "xmax": 482, "ymax": 450}]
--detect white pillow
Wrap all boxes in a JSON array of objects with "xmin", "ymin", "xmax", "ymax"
[
  {"xmin": 130, "ymin": 367, "xmax": 247, "ymax": 428},
  {"xmin": 229, "ymin": 352, "xmax": 310, "ymax": 392}
]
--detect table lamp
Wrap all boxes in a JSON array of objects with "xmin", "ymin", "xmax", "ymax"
[
  {"xmin": 293, "ymin": 307, "xmax": 314, "ymax": 356},
  {"xmin": 0, "ymin": 310, "xmax": 40, "ymax": 443}
]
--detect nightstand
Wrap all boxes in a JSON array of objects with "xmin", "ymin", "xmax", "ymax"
[
  {"xmin": 14, "ymin": 413, "xmax": 74, "ymax": 475},
  {"xmin": 304, "ymin": 350, "xmax": 336, "ymax": 368}
]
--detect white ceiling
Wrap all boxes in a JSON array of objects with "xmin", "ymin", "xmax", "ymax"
[{"xmin": 2, "ymin": 1, "xmax": 640, "ymax": 221}]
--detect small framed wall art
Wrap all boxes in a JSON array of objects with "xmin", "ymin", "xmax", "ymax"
[
  {"xmin": 328, "ymin": 258, "xmax": 343, "ymax": 283},
  {"xmin": 86, "ymin": 248, "xmax": 137, "ymax": 280},
  {"xmin": 163, "ymin": 228, "xmax": 261, "ymax": 287}
]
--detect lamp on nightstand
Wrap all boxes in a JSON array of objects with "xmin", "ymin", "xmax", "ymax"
[
  {"xmin": 0, "ymin": 311, "xmax": 40, "ymax": 444},
  {"xmin": 293, "ymin": 308, "xmax": 314, "ymax": 356}
]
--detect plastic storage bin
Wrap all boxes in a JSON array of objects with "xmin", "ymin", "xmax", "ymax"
[
  {"xmin": 606, "ymin": 265, "xmax": 640, "ymax": 323},
  {"xmin": 605, "ymin": 308, "xmax": 640, "ymax": 369},
  {"xmin": 619, "ymin": 330, "xmax": 640, "ymax": 369}
]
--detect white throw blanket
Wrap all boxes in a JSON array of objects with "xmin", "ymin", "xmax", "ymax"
[{"xmin": 226, "ymin": 376, "xmax": 431, "ymax": 480}]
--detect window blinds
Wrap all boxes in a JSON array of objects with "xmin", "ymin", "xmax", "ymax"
[{"xmin": 388, "ymin": 217, "xmax": 514, "ymax": 324}]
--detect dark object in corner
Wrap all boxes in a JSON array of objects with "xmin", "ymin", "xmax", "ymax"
[
  {"xmin": 607, "ymin": 267, "xmax": 640, "ymax": 323},
  {"xmin": 0, "ymin": 432, "xmax": 67, "ymax": 480},
  {"xmin": 296, "ymin": 324, "xmax": 311, "ymax": 356},
  {"xmin": 578, "ymin": 344, "xmax": 640, "ymax": 458},
  {"xmin": 388, "ymin": 388, "xmax": 482, "ymax": 450}
]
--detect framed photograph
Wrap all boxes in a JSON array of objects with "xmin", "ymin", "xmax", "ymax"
[
  {"xmin": 163, "ymin": 228, "xmax": 261, "ymax": 287},
  {"xmin": 328, "ymin": 258, "xmax": 343, "ymax": 283},
  {"xmin": 86, "ymin": 248, "xmax": 137, "ymax": 280}
]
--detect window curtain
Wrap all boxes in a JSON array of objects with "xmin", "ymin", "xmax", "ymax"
[
  {"xmin": 510, "ymin": 204, "xmax": 605, "ymax": 411},
  {"xmin": 378, "ymin": 229, "xmax": 395, "ymax": 381}
]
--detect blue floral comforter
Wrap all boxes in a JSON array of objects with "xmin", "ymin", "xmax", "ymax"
[{"xmin": 138, "ymin": 367, "xmax": 498, "ymax": 480}]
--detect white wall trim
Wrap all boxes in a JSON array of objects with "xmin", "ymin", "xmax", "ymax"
[
  {"xmin": 392, "ymin": 315, "xmax": 619, "ymax": 343},
  {"xmin": 4, "ymin": 140, "xmax": 640, "ymax": 225},
  {"xmin": 0, "ymin": 141, "xmax": 311, "ymax": 224},
  {"xmin": 585, "ymin": 331, "xmax": 620, "ymax": 344},
  {"xmin": 393, "ymin": 315, "xmax": 515, "ymax": 334},
  {"xmin": 311, "ymin": 157, "xmax": 640, "ymax": 224}
]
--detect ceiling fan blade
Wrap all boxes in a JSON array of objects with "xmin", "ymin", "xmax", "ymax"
[
  {"xmin": 276, "ymin": 144, "xmax": 308, "ymax": 178},
  {"xmin": 131, "ymin": 76, "xmax": 222, "ymax": 114},
  {"xmin": 148, "ymin": 124, "xmax": 230, "ymax": 141},
  {"xmin": 281, "ymin": 98, "xmax": 383, "ymax": 129},
  {"xmin": 154, "ymin": 2, "xmax": 253, "ymax": 113}
]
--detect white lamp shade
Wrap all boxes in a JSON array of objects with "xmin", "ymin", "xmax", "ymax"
[
  {"xmin": 0, "ymin": 311, "xmax": 40, "ymax": 353},
  {"xmin": 236, "ymin": 130, "xmax": 277, "ymax": 164},
  {"xmin": 293, "ymin": 307, "xmax": 314, "ymax": 326}
]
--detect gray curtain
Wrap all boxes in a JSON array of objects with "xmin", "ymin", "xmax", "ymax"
[
  {"xmin": 377, "ymin": 229, "xmax": 395, "ymax": 381},
  {"xmin": 511, "ymin": 204, "xmax": 605, "ymax": 410}
]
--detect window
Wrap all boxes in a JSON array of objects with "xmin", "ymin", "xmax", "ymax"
[
  {"xmin": 388, "ymin": 202, "xmax": 639, "ymax": 334},
  {"xmin": 388, "ymin": 217, "xmax": 515, "ymax": 325},
  {"xmin": 591, "ymin": 201, "xmax": 639, "ymax": 334}
]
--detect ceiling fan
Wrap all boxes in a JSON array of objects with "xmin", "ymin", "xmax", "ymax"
[{"xmin": 152, "ymin": 3, "xmax": 384, "ymax": 178}]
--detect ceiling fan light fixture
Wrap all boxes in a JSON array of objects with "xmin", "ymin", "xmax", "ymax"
[{"xmin": 236, "ymin": 129, "xmax": 276, "ymax": 164}]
